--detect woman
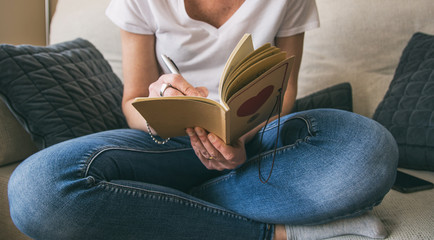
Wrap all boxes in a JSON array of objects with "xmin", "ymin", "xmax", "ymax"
[{"xmin": 8, "ymin": 0, "xmax": 398, "ymax": 239}]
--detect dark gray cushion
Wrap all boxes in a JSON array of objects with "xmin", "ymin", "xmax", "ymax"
[
  {"xmin": 373, "ymin": 32, "xmax": 434, "ymax": 171},
  {"xmin": 0, "ymin": 38, "xmax": 128, "ymax": 149},
  {"xmin": 292, "ymin": 82, "xmax": 353, "ymax": 113}
]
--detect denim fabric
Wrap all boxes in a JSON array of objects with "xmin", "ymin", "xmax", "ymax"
[{"xmin": 8, "ymin": 109, "xmax": 398, "ymax": 240}]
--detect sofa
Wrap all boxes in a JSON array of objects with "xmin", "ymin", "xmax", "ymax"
[{"xmin": 1, "ymin": 0, "xmax": 433, "ymax": 239}]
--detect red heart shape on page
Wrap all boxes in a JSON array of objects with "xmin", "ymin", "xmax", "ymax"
[{"xmin": 237, "ymin": 85, "xmax": 274, "ymax": 117}]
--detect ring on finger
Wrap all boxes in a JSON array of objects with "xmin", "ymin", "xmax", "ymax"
[
  {"xmin": 159, "ymin": 83, "xmax": 172, "ymax": 97},
  {"xmin": 207, "ymin": 156, "xmax": 216, "ymax": 161}
]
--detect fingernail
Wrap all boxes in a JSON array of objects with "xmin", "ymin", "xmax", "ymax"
[
  {"xmin": 208, "ymin": 134, "xmax": 216, "ymax": 142},
  {"xmin": 199, "ymin": 88, "xmax": 209, "ymax": 97},
  {"xmin": 195, "ymin": 128, "xmax": 205, "ymax": 136},
  {"xmin": 186, "ymin": 128, "xmax": 195, "ymax": 136}
]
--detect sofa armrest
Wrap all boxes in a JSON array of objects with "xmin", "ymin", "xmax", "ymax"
[{"xmin": 0, "ymin": 100, "xmax": 37, "ymax": 166}]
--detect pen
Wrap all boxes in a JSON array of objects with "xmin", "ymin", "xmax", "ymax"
[
  {"xmin": 160, "ymin": 54, "xmax": 185, "ymax": 96},
  {"xmin": 161, "ymin": 54, "xmax": 180, "ymax": 74}
]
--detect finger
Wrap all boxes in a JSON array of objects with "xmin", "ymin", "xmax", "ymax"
[
  {"xmin": 196, "ymin": 87, "xmax": 209, "ymax": 98},
  {"xmin": 208, "ymin": 134, "xmax": 245, "ymax": 168},
  {"xmin": 165, "ymin": 74, "xmax": 203, "ymax": 97},
  {"xmin": 187, "ymin": 128, "xmax": 212, "ymax": 165},
  {"xmin": 187, "ymin": 128, "xmax": 226, "ymax": 170},
  {"xmin": 193, "ymin": 148, "xmax": 213, "ymax": 169},
  {"xmin": 161, "ymin": 85, "xmax": 208, "ymax": 97},
  {"xmin": 194, "ymin": 127, "xmax": 220, "ymax": 160},
  {"xmin": 194, "ymin": 128, "xmax": 235, "ymax": 171},
  {"xmin": 207, "ymin": 133, "xmax": 233, "ymax": 161},
  {"xmin": 162, "ymin": 86, "xmax": 186, "ymax": 97},
  {"xmin": 148, "ymin": 75, "xmax": 181, "ymax": 97}
]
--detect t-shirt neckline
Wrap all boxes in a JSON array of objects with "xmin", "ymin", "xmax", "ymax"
[{"xmin": 178, "ymin": 0, "xmax": 250, "ymax": 34}]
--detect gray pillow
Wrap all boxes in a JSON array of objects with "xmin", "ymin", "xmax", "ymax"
[
  {"xmin": 373, "ymin": 32, "xmax": 434, "ymax": 171},
  {"xmin": 292, "ymin": 82, "xmax": 353, "ymax": 113},
  {"xmin": 0, "ymin": 38, "xmax": 128, "ymax": 149}
]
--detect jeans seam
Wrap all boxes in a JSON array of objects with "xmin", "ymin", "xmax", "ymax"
[
  {"xmin": 256, "ymin": 137, "xmax": 311, "ymax": 159},
  {"xmin": 262, "ymin": 115, "xmax": 316, "ymax": 137},
  {"xmin": 192, "ymin": 136, "xmax": 311, "ymax": 194},
  {"xmin": 193, "ymin": 117, "xmax": 317, "ymax": 193},
  {"xmin": 82, "ymin": 146, "xmax": 194, "ymax": 178},
  {"xmin": 95, "ymin": 180, "xmax": 253, "ymax": 222}
]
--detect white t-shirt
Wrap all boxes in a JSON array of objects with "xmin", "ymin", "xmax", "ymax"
[{"xmin": 106, "ymin": 0, "xmax": 319, "ymax": 101}]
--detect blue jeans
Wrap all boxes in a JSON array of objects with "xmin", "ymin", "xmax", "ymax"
[{"xmin": 8, "ymin": 109, "xmax": 398, "ymax": 240}]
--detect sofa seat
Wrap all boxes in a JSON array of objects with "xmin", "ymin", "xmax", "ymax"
[{"xmin": 333, "ymin": 169, "xmax": 434, "ymax": 239}]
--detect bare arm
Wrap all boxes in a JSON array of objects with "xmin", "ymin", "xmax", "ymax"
[
  {"xmin": 276, "ymin": 32, "xmax": 305, "ymax": 116},
  {"xmin": 121, "ymin": 30, "xmax": 206, "ymax": 131},
  {"xmin": 121, "ymin": 30, "xmax": 160, "ymax": 131}
]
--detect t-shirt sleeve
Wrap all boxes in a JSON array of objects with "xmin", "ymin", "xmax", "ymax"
[
  {"xmin": 105, "ymin": 0, "xmax": 155, "ymax": 35},
  {"xmin": 277, "ymin": 0, "xmax": 320, "ymax": 37}
]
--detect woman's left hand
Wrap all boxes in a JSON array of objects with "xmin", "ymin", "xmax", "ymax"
[{"xmin": 186, "ymin": 127, "xmax": 246, "ymax": 171}]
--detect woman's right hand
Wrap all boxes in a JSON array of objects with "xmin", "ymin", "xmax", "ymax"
[
  {"xmin": 120, "ymin": 30, "xmax": 208, "ymax": 130},
  {"xmin": 148, "ymin": 74, "xmax": 208, "ymax": 98}
]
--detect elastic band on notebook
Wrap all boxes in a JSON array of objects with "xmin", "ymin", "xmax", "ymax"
[{"xmin": 258, "ymin": 89, "xmax": 282, "ymax": 184}]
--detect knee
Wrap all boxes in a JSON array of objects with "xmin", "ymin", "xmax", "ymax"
[
  {"xmin": 8, "ymin": 144, "xmax": 92, "ymax": 239},
  {"xmin": 8, "ymin": 130, "xmax": 135, "ymax": 238},
  {"xmin": 8, "ymin": 157, "xmax": 48, "ymax": 238},
  {"xmin": 359, "ymin": 118, "xmax": 399, "ymax": 189},
  {"xmin": 306, "ymin": 116, "xmax": 398, "ymax": 222},
  {"xmin": 334, "ymin": 114, "xmax": 399, "ymax": 204},
  {"xmin": 314, "ymin": 109, "xmax": 399, "ymax": 181},
  {"xmin": 329, "ymin": 110, "xmax": 399, "ymax": 179},
  {"xmin": 313, "ymin": 110, "xmax": 399, "ymax": 203}
]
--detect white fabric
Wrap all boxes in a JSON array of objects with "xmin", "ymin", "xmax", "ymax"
[{"xmin": 106, "ymin": 0, "xmax": 319, "ymax": 101}]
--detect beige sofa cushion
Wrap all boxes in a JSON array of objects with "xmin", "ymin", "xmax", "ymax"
[
  {"xmin": 50, "ymin": 0, "xmax": 434, "ymax": 118},
  {"xmin": 0, "ymin": 101, "xmax": 37, "ymax": 166},
  {"xmin": 50, "ymin": 0, "xmax": 123, "ymax": 81},
  {"xmin": 298, "ymin": 0, "xmax": 434, "ymax": 117}
]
